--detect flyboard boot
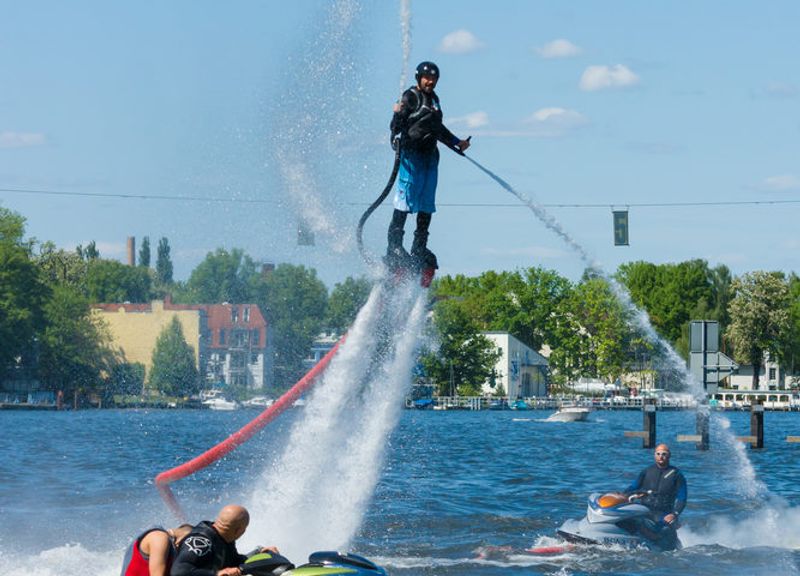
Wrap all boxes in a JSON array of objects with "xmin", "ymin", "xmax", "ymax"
[
  {"xmin": 384, "ymin": 221, "xmax": 413, "ymax": 283},
  {"xmin": 410, "ymin": 229, "xmax": 438, "ymax": 288}
]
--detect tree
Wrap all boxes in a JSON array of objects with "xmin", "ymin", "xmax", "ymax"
[
  {"xmin": 149, "ymin": 316, "xmax": 199, "ymax": 396},
  {"xmin": 549, "ymin": 277, "xmax": 639, "ymax": 384},
  {"xmin": 726, "ymin": 271, "xmax": 791, "ymax": 389},
  {"xmin": 35, "ymin": 242, "xmax": 89, "ymax": 288},
  {"xmin": 252, "ymin": 264, "xmax": 328, "ymax": 387},
  {"xmin": 420, "ymin": 299, "xmax": 501, "ymax": 396},
  {"xmin": 139, "ymin": 236, "xmax": 151, "ymax": 268},
  {"xmin": 156, "ymin": 237, "xmax": 173, "ymax": 285},
  {"xmin": 616, "ymin": 259, "xmax": 715, "ymax": 347},
  {"xmin": 76, "ymin": 240, "xmax": 100, "ymax": 261},
  {"xmin": 434, "ymin": 267, "xmax": 573, "ymax": 351},
  {"xmin": 325, "ymin": 276, "xmax": 372, "ymax": 335},
  {"xmin": 38, "ymin": 285, "xmax": 114, "ymax": 398},
  {"xmin": 782, "ymin": 274, "xmax": 800, "ymax": 384},
  {"xmin": 0, "ymin": 209, "xmax": 48, "ymax": 375},
  {"xmin": 83, "ymin": 259, "xmax": 152, "ymax": 303},
  {"xmin": 178, "ymin": 248, "xmax": 259, "ymax": 304}
]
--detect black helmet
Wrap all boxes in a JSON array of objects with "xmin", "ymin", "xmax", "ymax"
[{"xmin": 415, "ymin": 61, "xmax": 440, "ymax": 81}]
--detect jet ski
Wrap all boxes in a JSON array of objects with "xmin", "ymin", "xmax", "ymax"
[
  {"xmin": 556, "ymin": 492, "xmax": 681, "ymax": 552},
  {"xmin": 241, "ymin": 550, "xmax": 385, "ymax": 576}
]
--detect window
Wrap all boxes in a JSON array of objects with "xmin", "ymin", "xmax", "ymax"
[
  {"xmin": 243, "ymin": 307, "xmax": 250, "ymax": 322},
  {"xmin": 219, "ymin": 329, "xmax": 226, "ymax": 345},
  {"xmin": 252, "ymin": 329, "xmax": 260, "ymax": 347},
  {"xmin": 769, "ymin": 368, "xmax": 777, "ymax": 381},
  {"xmin": 231, "ymin": 308, "xmax": 239, "ymax": 323}
]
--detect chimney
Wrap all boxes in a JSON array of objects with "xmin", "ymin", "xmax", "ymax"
[{"xmin": 127, "ymin": 236, "xmax": 136, "ymax": 266}]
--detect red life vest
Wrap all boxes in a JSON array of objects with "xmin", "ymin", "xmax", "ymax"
[{"xmin": 120, "ymin": 527, "xmax": 173, "ymax": 576}]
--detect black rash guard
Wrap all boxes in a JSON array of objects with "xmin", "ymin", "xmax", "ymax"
[
  {"xmin": 390, "ymin": 87, "xmax": 459, "ymax": 154},
  {"xmin": 627, "ymin": 464, "xmax": 687, "ymax": 517},
  {"xmin": 169, "ymin": 521, "xmax": 247, "ymax": 576}
]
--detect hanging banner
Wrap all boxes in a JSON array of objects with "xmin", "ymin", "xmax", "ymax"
[{"xmin": 613, "ymin": 210, "xmax": 629, "ymax": 246}]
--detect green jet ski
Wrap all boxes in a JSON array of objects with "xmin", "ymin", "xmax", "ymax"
[{"xmin": 241, "ymin": 550, "xmax": 386, "ymax": 576}]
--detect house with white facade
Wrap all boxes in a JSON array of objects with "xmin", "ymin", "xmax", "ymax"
[{"xmin": 481, "ymin": 331, "xmax": 549, "ymax": 398}]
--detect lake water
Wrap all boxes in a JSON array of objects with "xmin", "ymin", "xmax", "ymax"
[{"xmin": 2, "ymin": 407, "xmax": 799, "ymax": 576}]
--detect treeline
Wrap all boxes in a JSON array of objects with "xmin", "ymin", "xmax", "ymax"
[
  {"xmin": 3, "ymin": 204, "xmax": 799, "ymax": 401},
  {"xmin": 424, "ymin": 263, "xmax": 800, "ymax": 395},
  {"xmin": 0, "ymin": 206, "xmax": 371, "ymax": 400}
]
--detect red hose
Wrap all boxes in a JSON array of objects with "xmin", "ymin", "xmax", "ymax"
[{"xmin": 155, "ymin": 336, "xmax": 343, "ymax": 514}]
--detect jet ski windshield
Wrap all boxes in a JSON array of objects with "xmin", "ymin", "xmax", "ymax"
[{"xmin": 596, "ymin": 493, "xmax": 629, "ymax": 509}]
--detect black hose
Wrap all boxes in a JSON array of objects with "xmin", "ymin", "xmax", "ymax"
[{"xmin": 356, "ymin": 144, "xmax": 401, "ymax": 265}]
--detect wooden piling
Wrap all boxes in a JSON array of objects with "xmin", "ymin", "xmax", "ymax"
[
  {"xmin": 750, "ymin": 400, "xmax": 764, "ymax": 449},
  {"xmin": 696, "ymin": 409, "xmax": 710, "ymax": 450},
  {"xmin": 643, "ymin": 401, "xmax": 657, "ymax": 449}
]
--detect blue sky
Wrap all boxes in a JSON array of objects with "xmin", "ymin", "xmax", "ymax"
[{"xmin": 1, "ymin": 0, "xmax": 798, "ymax": 289}]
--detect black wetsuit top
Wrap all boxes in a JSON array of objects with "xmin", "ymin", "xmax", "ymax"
[
  {"xmin": 170, "ymin": 521, "xmax": 247, "ymax": 576},
  {"xmin": 390, "ymin": 87, "xmax": 459, "ymax": 154},
  {"xmin": 627, "ymin": 464, "xmax": 687, "ymax": 516}
]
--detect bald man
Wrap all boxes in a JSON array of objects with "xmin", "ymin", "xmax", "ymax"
[{"xmin": 170, "ymin": 505, "xmax": 277, "ymax": 576}]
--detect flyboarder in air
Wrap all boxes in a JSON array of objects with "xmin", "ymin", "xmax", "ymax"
[{"xmin": 385, "ymin": 61, "xmax": 471, "ymax": 280}]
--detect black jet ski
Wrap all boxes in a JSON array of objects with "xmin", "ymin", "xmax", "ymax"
[
  {"xmin": 556, "ymin": 492, "xmax": 681, "ymax": 552},
  {"xmin": 241, "ymin": 550, "xmax": 385, "ymax": 576}
]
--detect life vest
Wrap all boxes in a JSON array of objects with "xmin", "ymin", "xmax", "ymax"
[
  {"xmin": 120, "ymin": 527, "xmax": 173, "ymax": 576},
  {"xmin": 638, "ymin": 465, "xmax": 684, "ymax": 514},
  {"xmin": 402, "ymin": 87, "xmax": 444, "ymax": 150}
]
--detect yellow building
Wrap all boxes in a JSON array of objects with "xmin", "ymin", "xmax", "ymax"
[{"xmin": 92, "ymin": 300, "xmax": 208, "ymax": 380}]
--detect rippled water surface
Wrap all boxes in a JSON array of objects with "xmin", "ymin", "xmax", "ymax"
[{"xmin": 2, "ymin": 408, "xmax": 800, "ymax": 575}]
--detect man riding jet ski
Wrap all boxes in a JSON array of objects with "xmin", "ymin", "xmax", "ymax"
[{"xmin": 557, "ymin": 444, "xmax": 686, "ymax": 551}]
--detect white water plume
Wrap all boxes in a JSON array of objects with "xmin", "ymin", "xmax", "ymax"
[
  {"xmin": 269, "ymin": 0, "xmax": 363, "ymax": 254},
  {"xmin": 246, "ymin": 282, "xmax": 427, "ymax": 559},
  {"xmin": 680, "ymin": 494, "xmax": 800, "ymax": 549},
  {"xmin": 398, "ymin": 0, "xmax": 412, "ymax": 95}
]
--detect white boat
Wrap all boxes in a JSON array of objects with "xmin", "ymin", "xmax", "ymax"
[
  {"xmin": 202, "ymin": 397, "xmax": 240, "ymax": 411},
  {"xmin": 242, "ymin": 396, "xmax": 274, "ymax": 408},
  {"xmin": 546, "ymin": 405, "xmax": 591, "ymax": 422}
]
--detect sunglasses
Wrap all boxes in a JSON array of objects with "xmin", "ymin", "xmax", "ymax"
[{"xmin": 655, "ymin": 451, "xmax": 670, "ymax": 456}]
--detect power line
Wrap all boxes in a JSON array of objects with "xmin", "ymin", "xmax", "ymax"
[{"xmin": 2, "ymin": 186, "xmax": 800, "ymax": 209}]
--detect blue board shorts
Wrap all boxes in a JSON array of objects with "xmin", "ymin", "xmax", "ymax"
[{"xmin": 393, "ymin": 148, "xmax": 439, "ymax": 214}]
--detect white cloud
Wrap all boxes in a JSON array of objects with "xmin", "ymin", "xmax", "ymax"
[
  {"xmin": 579, "ymin": 64, "xmax": 639, "ymax": 91},
  {"xmin": 448, "ymin": 111, "xmax": 490, "ymax": 129},
  {"xmin": 762, "ymin": 174, "xmax": 800, "ymax": 191},
  {"xmin": 764, "ymin": 82, "xmax": 798, "ymax": 99},
  {"xmin": 523, "ymin": 107, "xmax": 588, "ymax": 137},
  {"xmin": 536, "ymin": 39, "xmax": 581, "ymax": 59},
  {"xmin": 0, "ymin": 131, "xmax": 46, "ymax": 148},
  {"xmin": 438, "ymin": 29, "xmax": 484, "ymax": 54}
]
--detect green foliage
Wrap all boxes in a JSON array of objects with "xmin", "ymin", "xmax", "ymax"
[
  {"xmin": 108, "ymin": 362, "xmax": 146, "ymax": 396},
  {"xmin": 0, "ymin": 212, "xmax": 48, "ymax": 374},
  {"xmin": 149, "ymin": 317, "xmax": 199, "ymax": 396},
  {"xmin": 434, "ymin": 267, "xmax": 573, "ymax": 351},
  {"xmin": 726, "ymin": 271, "xmax": 791, "ymax": 388},
  {"xmin": 420, "ymin": 299, "xmax": 502, "ymax": 396},
  {"xmin": 35, "ymin": 242, "xmax": 89, "ymax": 287},
  {"xmin": 177, "ymin": 247, "xmax": 259, "ymax": 304},
  {"xmin": 325, "ymin": 276, "xmax": 371, "ymax": 335},
  {"xmin": 76, "ymin": 240, "xmax": 100, "ymax": 261},
  {"xmin": 156, "ymin": 237, "xmax": 173, "ymax": 285},
  {"xmin": 253, "ymin": 264, "xmax": 328, "ymax": 387},
  {"xmin": 83, "ymin": 259, "xmax": 153, "ymax": 303},
  {"xmin": 616, "ymin": 259, "xmax": 723, "ymax": 347},
  {"xmin": 139, "ymin": 236, "xmax": 151, "ymax": 268},
  {"xmin": 38, "ymin": 285, "xmax": 114, "ymax": 395}
]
